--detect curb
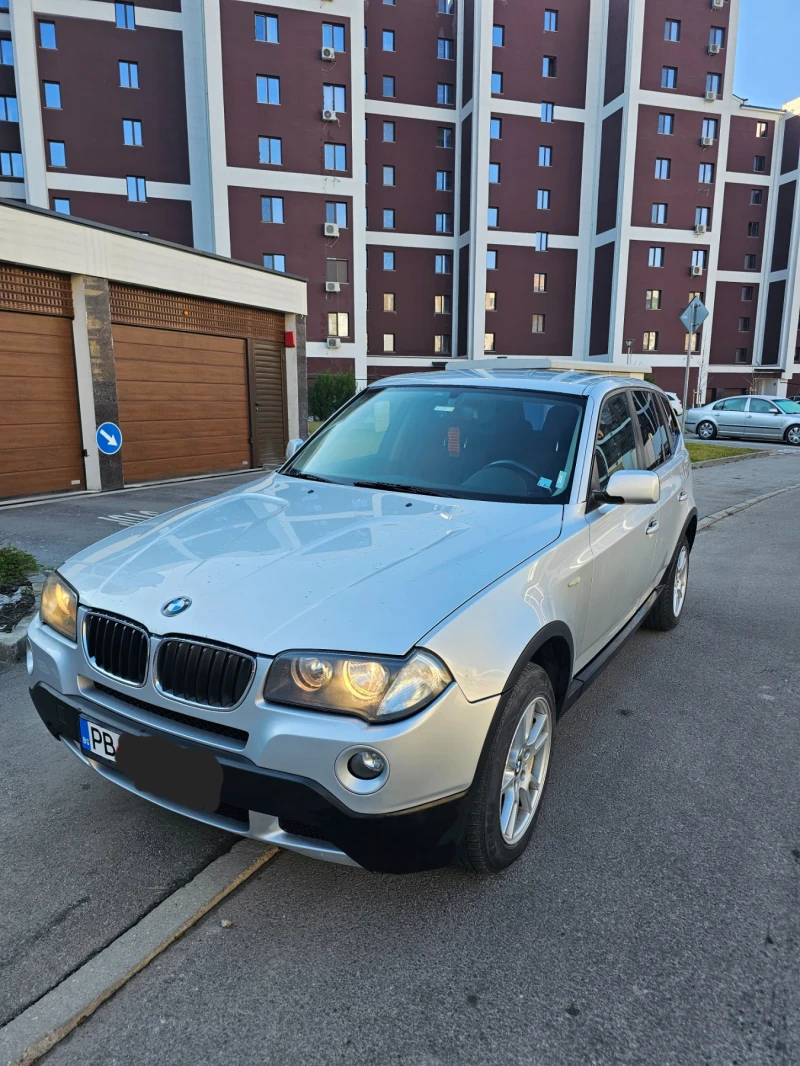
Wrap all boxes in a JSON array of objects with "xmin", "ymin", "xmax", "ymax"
[
  {"xmin": 691, "ymin": 449, "xmax": 782, "ymax": 469},
  {"xmin": 0, "ymin": 611, "xmax": 35, "ymax": 665},
  {"xmin": 698, "ymin": 480, "xmax": 800, "ymax": 531}
]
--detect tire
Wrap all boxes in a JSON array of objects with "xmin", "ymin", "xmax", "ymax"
[
  {"xmin": 696, "ymin": 420, "xmax": 717, "ymax": 441},
  {"xmin": 458, "ymin": 664, "xmax": 555, "ymax": 874},
  {"xmin": 645, "ymin": 535, "xmax": 690, "ymax": 631},
  {"xmin": 784, "ymin": 424, "xmax": 800, "ymax": 447}
]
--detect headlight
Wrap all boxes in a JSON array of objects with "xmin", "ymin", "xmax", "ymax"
[
  {"xmin": 40, "ymin": 572, "xmax": 78, "ymax": 642},
  {"xmin": 264, "ymin": 649, "xmax": 452, "ymax": 723}
]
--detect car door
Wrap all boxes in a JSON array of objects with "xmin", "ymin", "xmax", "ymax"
[
  {"xmin": 583, "ymin": 390, "xmax": 659, "ymax": 661},
  {"xmin": 716, "ymin": 396, "xmax": 749, "ymax": 437},
  {"xmin": 745, "ymin": 397, "xmax": 783, "ymax": 439}
]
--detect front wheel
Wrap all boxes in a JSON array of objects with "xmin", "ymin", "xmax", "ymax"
[
  {"xmin": 696, "ymin": 420, "xmax": 717, "ymax": 441},
  {"xmin": 645, "ymin": 536, "xmax": 690, "ymax": 631},
  {"xmin": 785, "ymin": 424, "xmax": 800, "ymax": 446},
  {"xmin": 458, "ymin": 664, "xmax": 554, "ymax": 874}
]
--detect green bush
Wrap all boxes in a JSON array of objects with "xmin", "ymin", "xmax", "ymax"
[
  {"xmin": 0, "ymin": 546, "xmax": 39, "ymax": 588},
  {"xmin": 308, "ymin": 370, "xmax": 356, "ymax": 423}
]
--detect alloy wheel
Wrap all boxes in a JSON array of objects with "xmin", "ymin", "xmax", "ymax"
[
  {"xmin": 787, "ymin": 425, "xmax": 800, "ymax": 446},
  {"xmin": 499, "ymin": 696, "xmax": 552, "ymax": 846},
  {"xmin": 673, "ymin": 544, "xmax": 689, "ymax": 617}
]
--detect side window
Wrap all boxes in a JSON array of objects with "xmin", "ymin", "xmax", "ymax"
[
  {"xmin": 632, "ymin": 389, "xmax": 669, "ymax": 469},
  {"xmin": 657, "ymin": 393, "xmax": 680, "ymax": 453},
  {"xmin": 749, "ymin": 398, "xmax": 776, "ymax": 414},
  {"xmin": 713, "ymin": 401, "xmax": 726, "ymax": 410},
  {"xmin": 594, "ymin": 393, "xmax": 640, "ymax": 491},
  {"xmin": 723, "ymin": 397, "xmax": 748, "ymax": 412}
]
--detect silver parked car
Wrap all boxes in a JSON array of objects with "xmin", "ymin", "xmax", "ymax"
[
  {"xmin": 685, "ymin": 395, "xmax": 800, "ymax": 445},
  {"xmin": 29, "ymin": 369, "xmax": 697, "ymax": 874}
]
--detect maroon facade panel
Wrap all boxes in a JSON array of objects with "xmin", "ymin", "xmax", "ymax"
[
  {"xmin": 462, "ymin": 0, "xmax": 474, "ymax": 105},
  {"xmin": 771, "ymin": 182, "xmax": 796, "ymax": 273},
  {"xmin": 709, "ymin": 282, "xmax": 758, "ymax": 366},
  {"xmin": 761, "ymin": 281, "xmax": 786, "ymax": 365},
  {"xmin": 597, "ymin": 109, "xmax": 622, "ymax": 233},
  {"xmin": 457, "ymin": 244, "xmax": 469, "ymax": 357},
  {"xmin": 624, "ymin": 240, "xmax": 709, "ymax": 356},
  {"xmin": 489, "ymin": 115, "xmax": 583, "ymax": 235},
  {"xmin": 639, "ymin": 0, "xmax": 728, "ymax": 99},
  {"xmin": 367, "ymin": 246, "xmax": 453, "ymax": 358},
  {"xmin": 604, "ymin": 0, "xmax": 629, "ymax": 105},
  {"xmin": 36, "ymin": 18, "xmax": 189, "ymax": 183},
  {"xmin": 717, "ymin": 182, "xmax": 768, "ymax": 273},
  {"xmin": 0, "ymin": 43, "xmax": 21, "ymax": 169},
  {"xmin": 652, "ymin": 367, "xmax": 754, "ymax": 401},
  {"xmin": 367, "ymin": 364, "xmax": 435, "ymax": 384},
  {"xmin": 727, "ymin": 114, "xmax": 774, "ymax": 176},
  {"xmin": 366, "ymin": 117, "xmax": 455, "ymax": 235},
  {"xmin": 631, "ymin": 105, "xmax": 719, "ymax": 232},
  {"xmin": 47, "ymin": 191, "xmax": 193, "ymax": 245},
  {"xmin": 485, "ymin": 247, "xmax": 576, "ymax": 357},
  {"xmin": 221, "ymin": 2, "xmax": 352, "ymax": 177},
  {"xmin": 492, "ymin": 0, "xmax": 591, "ymax": 109},
  {"xmin": 365, "ymin": 0, "xmax": 456, "ymax": 111},
  {"xmin": 589, "ymin": 242, "xmax": 615, "ymax": 356},
  {"xmin": 781, "ymin": 115, "xmax": 800, "ymax": 175},
  {"xmin": 307, "ymin": 356, "xmax": 353, "ymax": 384},
  {"xmin": 228, "ymin": 186, "xmax": 354, "ymax": 344}
]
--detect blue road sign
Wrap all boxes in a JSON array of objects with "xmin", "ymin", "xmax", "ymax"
[
  {"xmin": 96, "ymin": 422, "xmax": 123, "ymax": 456},
  {"xmin": 680, "ymin": 296, "xmax": 709, "ymax": 334}
]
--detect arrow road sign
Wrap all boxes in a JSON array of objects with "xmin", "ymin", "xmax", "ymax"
[
  {"xmin": 96, "ymin": 422, "xmax": 123, "ymax": 456},
  {"xmin": 680, "ymin": 296, "xmax": 709, "ymax": 335}
]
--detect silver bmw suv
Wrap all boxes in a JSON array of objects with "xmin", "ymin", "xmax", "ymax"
[{"xmin": 29, "ymin": 367, "xmax": 696, "ymax": 875}]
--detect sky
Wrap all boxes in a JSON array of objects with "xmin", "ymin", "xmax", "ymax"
[{"xmin": 734, "ymin": 0, "xmax": 800, "ymax": 109}]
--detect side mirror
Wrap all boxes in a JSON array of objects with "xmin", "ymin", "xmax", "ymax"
[
  {"xmin": 285, "ymin": 438, "xmax": 304, "ymax": 459},
  {"xmin": 594, "ymin": 470, "xmax": 660, "ymax": 506}
]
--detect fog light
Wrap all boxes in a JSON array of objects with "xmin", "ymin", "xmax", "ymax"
[
  {"xmin": 347, "ymin": 750, "xmax": 386, "ymax": 780},
  {"xmin": 26, "ymin": 639, "xmax": 34, "ymax": 676}
]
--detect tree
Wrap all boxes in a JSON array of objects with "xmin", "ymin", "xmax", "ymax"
[{"xmin": 308, "ymin": 370, "xmax": 356, "ymax": 423}]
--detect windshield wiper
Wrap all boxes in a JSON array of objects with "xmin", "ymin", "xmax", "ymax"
[
  {"xmin": 352, "ymin": 480, "xmax": 459, "ymax": 498},
  {"xmin": 283, "ymin": 471, "xmax": 334, "ymax": 484}
]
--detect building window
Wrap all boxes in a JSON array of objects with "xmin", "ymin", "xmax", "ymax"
[
  {"xmin": 119, "ymin": 61, "xmax": 138, "ymax": 88},
  {"xmin": 735, "ymin": 348, "xmax": 748, "ymax": 363},
  {"xmin": 435, "ymin": 254, "xmax": 452, "ymax": 273},
  {"xmin": 642, "ymin": 332, "xmax": 659, "ymax": 352},
  {"xmin": 542, "ymin": 56, "xmax": 556, "ymax": 78},
  {"xmin": 383, "ymin": 334, "xmax": 395, "ymax": 353},
  {"xmin": 53, "ymin": 198, "xmax": 70, "ymax": 214},
  {"xmin": 684, "ymin": 333, "xmax": 699, "ymax": 353},
  {"xmin": 325, "ymin": 201, "xmax": 347, "ymax": 227},
  {"xmin": 651, "ymin": 203, "xmax": 668, "ymax": 225},
  {"xmin": 744, "ymin": 254, "xmax": 757, "ymax": 270},
  {"xmin": 491, "ymin": 72, "xmax": 503, "ymax": 94},
  {"xmin": 126, "ymin": 175, "xmax": 146, "ymax": 201},
  {"xmin": 436, "ymin": 169, "xmax": 453, "ymax": 190},
  {"xmin": 533, "ymin": 273, "xmax": 547, "ymax": 293},
  {"xmin": 261, "ymin": 196, "xmax": 284, "ymax": 223},
  {"xmin": 43, "ymin": 82, "xmax": 61, "ymax": 108},
  {"xmin": 435, "ymin": 295, "xmax": 452, "ymax": 314},
  {"xmin": 437, "ymin": 83, "xmax": 454, "ymax": 105},
  {"xmin": 699, "ymin": 162, "xmax": 714, "ymax": 184},
  {"xmin": 537, "ymin": 189, "xmax": 550, "ymax": 210},
  {"xmin": 753, "ymin": 155, "xmax": 766, "ymax": 173},
  {"xmin": 322, "ymin": 23, "xmax": 345, "ymax": 51},
  {"xmin": 648, "ymin": 246, "xmax": 665, "ymax": 267},
  {"xmin": 486, "ymin": 250, "xmax": 498, "ymax": 270},
  {"xmin": 438, "ymin": 0, "xmax": 454, "ymax": 13},
  {"xmin": 535, "ymin": 232, "xmax": 549, "ymax": 251},
  {"xmin": 664, "ymin": 19, "xmax": 680, "ymax": 42},
  {"xmin": 795, "ymin": 348, "xmax": 800, "ymax": 364},
  {"xmin": 323, "ymin": 84, "xmax": 346, "ymax": 112},
  {"xmin": 0, "ymin": 151, "xmax": 23, "ymax": 177},
  {"xmin": 257, "ymin": 75, "xmax": 280, "ymax": 104},
  {"xmin": 258, "ymin": 136, "xmax": 282, "ymax": 165},
  {"xmin": 538, "ymin": 146, "xmax": 552, "ymax": 166},
  {"xmin": 327, "ymin": 258, "xmax": 349, "ymax": 283},
  {"xmin": 383, "ymin": 209, "xmax": 395, "ymax": 229},
  {"xmin": 484, "ymin": 333, "xmax": 495, "ymax": 352},
  {"xmin": 487, "ymin": 206, "xmax": 499, "ymax": 228},
  {"xmin": 260, "ymin": 253, "xmax": 285, "ymax": 273},
  {"xmin": 738, "ymin": 317, "xmax": 751, "ymax": 331},
  {"xmin": 384, "ymin": 293, "xmax": 396, "ymax": 311},
  {"xmin": 122, "ymin": 119, "xmax": 142, "ymax": 146},
  {"xmin": 382, "ymin": 29, "xmax": 395, "ymax": 51},
  {"xmin": 706, "ymin": 73, "xmax": 721, "ymax": 95},
  {"xmin": 747, "ymin": 221, "xmax": 760, "ymax": 238},
  {"xmin": 756, "ymin": 121, "xmax": 769, "ymax": 138},
  {"xmin": 434, "ymin": 334, "xmax": 451, "ymax": 354},
  {"xmin": 255, "ymin": 13, "xmax": 279, "ymax": 42},
  {"xmin": 658, "ymin": 113, "xmax": 674, "ymax": 135},
  {"xmin": 544, "ymin": 9, "xmax": 558, "ymax": 32},
  {"xmin": 709, "ymin": 26, "xmax": 725, "ymax": 49},
  {"xmin": 655, "ymin": 158, "xmax": 671, "ymax": 180},
  {"xmin": 38, "ymin": 21, "xmax": 57, "ymax": 49},
  {"xmin": 115, "ymin": 3, "xmax": 135, "ymax": 30},
  {"xmin": 436, "ymin": 212, "xmax": 453, "ymax": 233},
  {"xmin": 383, "ymin": 251, "xmax": 395, "ymax": 270},
  {"xmin": 438, "ymin": 37, "xmax": 454, "ymax": 59},
  {"xmin": 645, "ymin": 289, "xmax": 662, "ymax": 310},
  {"xmin": 741, "ymin": 286, "xmax": 754, "ymax": 301},
  {"xmin": 541, "ymin": 102, "xmax": 554, "ymax": 122},
  {"xmin": 750, "ymin": 189, "xmax": 763, "ymax": 205},
  {"xmin": 383, "ymin": 165, "xmax": 395, "ymax": 185},
  {"xmin": 532, "ymin": 315, "xmax": 546, "ymax": 333},
  {"xmin": 382, "ymin": 76, "xmax": 395, "ymax": 98},
  {"xmin": 490, "ymin": 118, "xmax": 502, "ymax": 139},
  {"xmin": 692, "ymin": 249, "xmax": 708, "ymax": 269},
  {"xmin": 0, "ymin": 96, "xmax": 18, "ymax": 121},
  {"xmin": 324, "ymin": 144, "xmax": 347, "ymax": 171},
  {"xmin": 487, "ymin": 163, "xmax": 500, "ymax": 186},
  {"xmin": 485, "ymin": 292, "xmax": 497, "ymax": 311},
  {"xmin": 328, "ymin": 312, "xmax": 350, "ymax": 337},
  {"xmin": 380, "ymin": 122, "xmax": 395, "ymax": 145},
  {"xmin": 437, "ymin": 127, "xmax": 454, "ymax": 148},
  {"xmin": 661, "ymin": 67, "xmax": 678, "ymax": 89},
  {"xmin": 0, "ymin": 38, "xmax": 12, "ymax": 65},
  {"xmin": 492, "ymin": 25, "xmax": 504, "ymax": 47},
  {"xmin": 696, "ymin": 207, "xmax": 710, "ymax": 226},
  {"xmin": 48, "ymin": 140, "xmax": 66, "ymax": 167},
  {"xmin": 702, "ymin": 118, "xmax": 718, "ymax": 140}
]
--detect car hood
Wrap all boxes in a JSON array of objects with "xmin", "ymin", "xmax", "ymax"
[{"xmin": 62, "ymin": 474, "xmax": 563, "ymax": 657}]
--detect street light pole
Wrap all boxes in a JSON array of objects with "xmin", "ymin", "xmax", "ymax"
[{"xmin": 625, "ymin": 339, "xmax": 633, "ymax": 364}]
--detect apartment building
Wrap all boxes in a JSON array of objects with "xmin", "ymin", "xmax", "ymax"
[{"xmin": 2, "ymin": 0, "xmax": 799, "ymax": 402}]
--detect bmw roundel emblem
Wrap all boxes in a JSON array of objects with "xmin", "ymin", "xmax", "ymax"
[{"xmin": 161, "ymin": 596, "xmax": 192, "ymax": 617}]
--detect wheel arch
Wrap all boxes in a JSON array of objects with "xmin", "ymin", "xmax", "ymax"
[{"xmin": 503, "ymin": 621, "xmax": 575, "ymax": 715}]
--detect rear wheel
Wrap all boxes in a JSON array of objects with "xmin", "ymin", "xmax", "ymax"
[
  {"xmin": 785, "ymin": 424, "xmax": 800, "ymax": 446},
  {"xmin": 696, "ymin": 420, "xmax": 716, "ymax": 440},
  {"xmin": 645, "ymin": 536, "xmax": 690, "ymax": 631}
]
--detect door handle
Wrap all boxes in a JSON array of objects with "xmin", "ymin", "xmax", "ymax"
[
  {"xmin": 678, "ymin": 491, "xmax": 688, "ymax": 503},
  {"xmin": 646, "ymin": 520, "xmax": 659, "ymax": 536}
]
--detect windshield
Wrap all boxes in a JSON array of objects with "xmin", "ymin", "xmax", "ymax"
[
  {"xmin": 775, "ymin": 399, "xmax": 800, "ymax": 414},
  {"xmin": 284, "ymin": 385, "xmax": 586, "ymax": 503}
]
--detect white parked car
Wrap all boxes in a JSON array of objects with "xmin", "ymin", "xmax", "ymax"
[{"xmin": 665, "ymin": 392, "xmax": 683, "ymax": 418}]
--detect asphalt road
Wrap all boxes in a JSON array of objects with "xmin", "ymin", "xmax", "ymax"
[{"xmin": 1, "ymin": 460, "xmax": 798, "ymax": 1064}]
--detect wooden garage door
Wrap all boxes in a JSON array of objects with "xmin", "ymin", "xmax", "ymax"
[
  {"xmin": 251, "ymin": 340, "xmax": 288, "ymax": 466},
  {"xmin": 0, "ymin": 310, "xmax": 85, "ymax": 499},
  {"xmin": 113, "ymin": 325, "xmax": 251, "ymax": 483}
]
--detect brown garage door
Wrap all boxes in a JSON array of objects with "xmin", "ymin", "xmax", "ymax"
[
  {"xmin": 251, "ymin": 340, "xmax": 288, "ymax": 466},
  {"xmin": 113, "ymin": 324, "xmax": 252, "ymax": 483},
  {"xmin": 0, "ymin": 310, "xmax": 85, "ymax": 499}
]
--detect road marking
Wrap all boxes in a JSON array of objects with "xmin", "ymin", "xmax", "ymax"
[
  {"xmin": 0, "ymin": 841, "xmax": 277, "ymax": 1066},
  {"xmin": 97, "ymin": 510, "xmax": 161, "ymax": 527},
  {"xmin": 698, "ymin": 481, "xmax": 800, "ymax": 532}
]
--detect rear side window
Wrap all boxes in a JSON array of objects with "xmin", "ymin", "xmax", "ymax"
[
  {"xmin": 632, "ymin": 389, "xmax": 670, "ymax": 469},
  {"xmin": 657, "ymin": 393, "xmax": 680, "ymax": 453},
  {"xmin": 594, "ymin": 393, "xmax": 639, "ymax": 490}
]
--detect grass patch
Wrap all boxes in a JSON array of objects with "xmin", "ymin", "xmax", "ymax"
[
  {"xmin": 686, "ymin": 442, "xmax": 758, "ymax": 464},
  {"xmin": 308, "ymin": 421, "xmax": 323, "ymax": 434},
  {"xmin": 0, "ymin": 545, "xmax": 39, "ymax": 587}
]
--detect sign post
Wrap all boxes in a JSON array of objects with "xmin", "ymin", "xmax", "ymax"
[{"xmin": 679, "ymin": 297, "xmax": 709, "ymax": 428}]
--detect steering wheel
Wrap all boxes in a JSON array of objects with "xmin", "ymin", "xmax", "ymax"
[{"xmin": 481, "ymin": 459, "xmax": 546, "ymax": 488}]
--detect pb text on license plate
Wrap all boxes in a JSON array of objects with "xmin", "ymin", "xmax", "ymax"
[{"xmin": 79, "ymin": 717, "xmax": 120, "ymax": 763}]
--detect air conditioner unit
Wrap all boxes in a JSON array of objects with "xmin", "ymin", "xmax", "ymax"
[
  {"xmin": 711, "ymin": 0, "xmax": 724, "ymax": 9},
  {"xmin": 326, "ymin": 336, "xmax": 342, "ymax": 350},
  {"xmin": 701, "ymin": 136, "xmax": 714, "ymax": 147},
  {"xmin": 323, "ymin": 222, "xmax": 340, "ymax": 238},
  {"xmin": 321, "ymin": 46, "xmax": 336, "ymax": 60},
  {"xmin": 691, "ymin": 265, "xmax": 704, "ymax": 277},
  {"xmin": 695, "ymin": 224, "xmax": 708, "ymax": 235},
  {"xmin": 708, "ymin": 43, "xmax": 721, "ymax": 55},
  {"xmin": 322, "ymin": 108, "xmax": 338, "ymax": 122},
  {"xmin": 325, "ymin": 281, "xmax": 341, "ymax": 293},
  {"xmin": 705, "ymin": 91, "xmax": 718, "ymax": 102}
]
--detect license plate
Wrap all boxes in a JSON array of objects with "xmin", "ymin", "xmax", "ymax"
[{"xmin": 79, "ymin": 717, "xmax": 120, "ymax": 763}]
